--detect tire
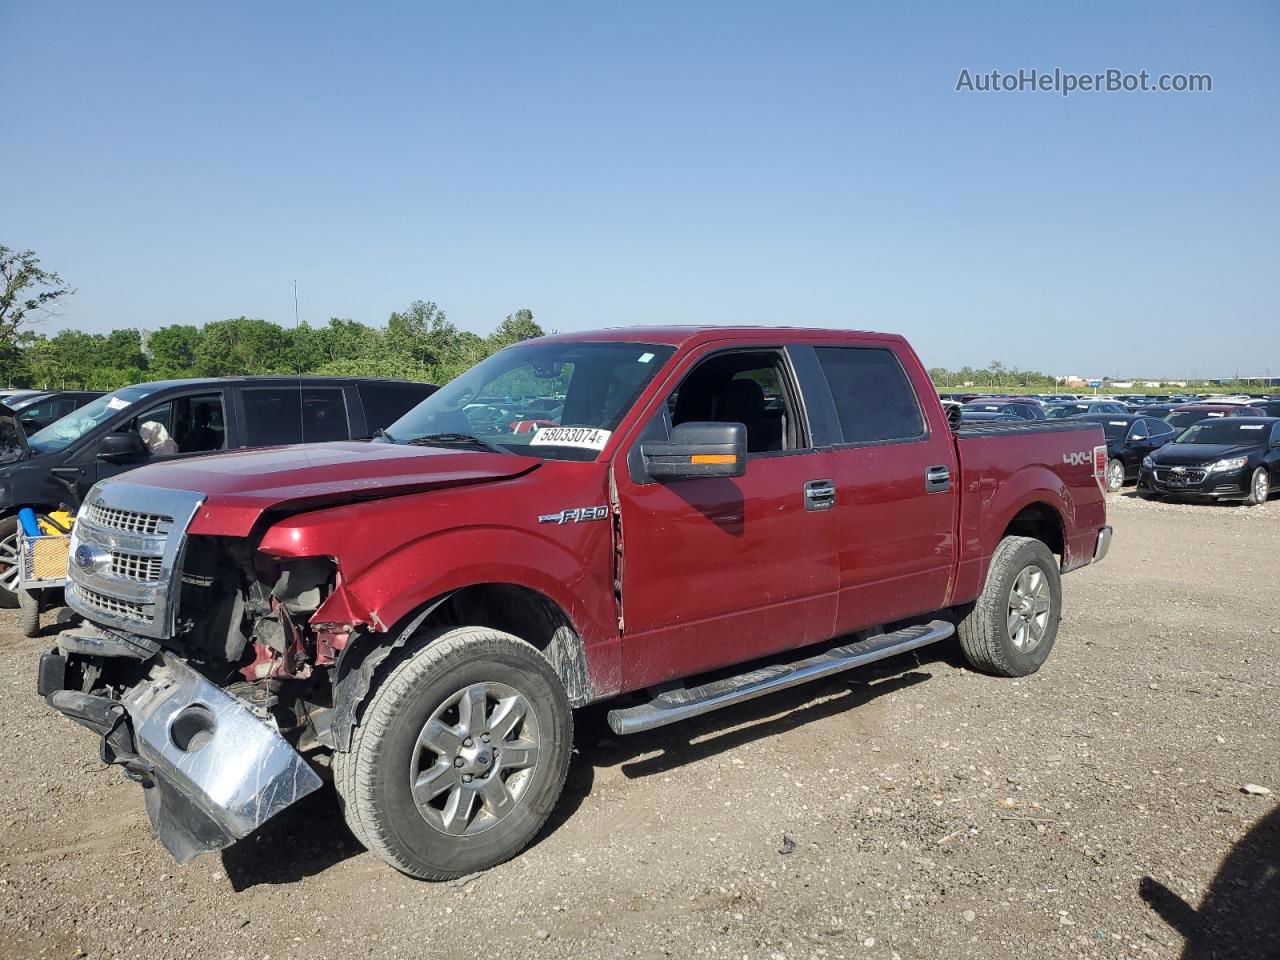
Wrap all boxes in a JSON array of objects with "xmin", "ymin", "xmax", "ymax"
[
  {"xmin": 17, "ymin": 587, "xmax": 40, "ymax": 638},
  {"xmin": 334, "ymin": 626, "xmax": 572, "ymax": 880},
  {"xmin": 1104, "ymin": 458, "xmax": 1125, "ymax": 493},
  {"xmin": 1246, "ymin": 467, "xmax": 1270, "ymax": 506},
  {"xmin": 0, "ymin": 516, "xmax": 21, "ymax": 609},
  {"xmin": 956, "ymin": 536, "xmax": 1062, "ymax": 678},
  {"xmin": 1137, "ymin": 489, "xmax": 1162, "ymax": 502}
]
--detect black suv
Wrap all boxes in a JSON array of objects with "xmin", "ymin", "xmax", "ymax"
[
  {"xmin": 1076, "ymin": 414, "xmax": 1178, "ymax": 491},
  {"xmin": 1138, "ymin": 417, "xmax": 1279, "ymax": 505},
  {"xmin": 0, "ymin": 376, "xmax": 436, "ymax": 606}
]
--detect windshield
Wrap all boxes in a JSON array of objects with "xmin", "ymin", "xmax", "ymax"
[
  {"xmin": 1165, "ymin": 410, "xmax": 1224, "ymax": 431},
  {"xmin": 26, "ymin": 384, "xmax": 164, "ymax": 455},
  {"xmin": 1175, "ymin": 421, "xmax": 1269, "ymax": 445},
  {"xmin": 1045, "ymin": 405, "xmax": 1086, "ymax": 419},
  {"xmin": 385, "ymin": 341, "xmax": 675, "ymax": 461}
]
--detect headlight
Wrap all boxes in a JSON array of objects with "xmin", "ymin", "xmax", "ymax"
[
  {"xmin": 1208, "ymin": 456, "xmax": 1248, "ymax": 473},
  {"xmin": 1142, "ymin": 456, "xmax": 1154, "ymax": 468}
]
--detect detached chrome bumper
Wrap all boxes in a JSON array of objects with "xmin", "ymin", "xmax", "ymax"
[
  {"xmin": 1093, "ymin": 526, "xmax": 1113, "ymax": 564},
  {"xmin": 42, "ymin": 646, "xmax": 321, "ymax": 864}
]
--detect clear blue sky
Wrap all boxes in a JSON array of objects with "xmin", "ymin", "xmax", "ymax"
[{"xmin": 3, "ymin": 2, "xmax": 1276, "ymax": 378}]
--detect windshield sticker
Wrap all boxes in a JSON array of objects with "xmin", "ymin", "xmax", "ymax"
[
  {"xmin": 638, "ymin": 352, "xmax": 655, "ymax": 363},
  {"xmin": 1207, "ymin": 412, "xmax": 1224, "ymax": 417},
  {"xmin": 1240, "ymin": 425, "xmax": 1264, "ymax": 430},
  {"xmin": 106, "ymin": 397, "xmax": 131, "ymax": 411},
  {"xmin": 530, "ymin": 426, "xmax": 612, "ymax": 450},
  {"xmin": 1109, "ymin": 421, "xmax": 1128, "ymax": 426}
]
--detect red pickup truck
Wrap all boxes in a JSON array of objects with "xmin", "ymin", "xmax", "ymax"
[{"xmin": 39, "ymin": 327, "xmax": 1110, "ymax": 879}]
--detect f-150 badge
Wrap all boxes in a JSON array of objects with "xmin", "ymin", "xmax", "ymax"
[{"xmin": 538, "ymin": 505, "xmax": 609, "ymax": 524}]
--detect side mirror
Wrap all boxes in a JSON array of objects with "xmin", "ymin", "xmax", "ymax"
[
  {"xmin": 641, "ymin": 422, "xmax": 747, "ymax": 480},
  {"xmin": 1130, "ymin": 433, "xmax": 1147, "ymax": 442},
  {"xmin": 98, "ymin": 430, "xmax": 146, "ymax": 462}
]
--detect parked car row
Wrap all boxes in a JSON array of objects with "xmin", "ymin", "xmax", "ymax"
[
  {"xmin": 0, "ymin": 376, "xmax": 438, "ymax": 614},
  {"xmin": 941, "ymin": 393, "xmax": 1278, "ymax": 506}
]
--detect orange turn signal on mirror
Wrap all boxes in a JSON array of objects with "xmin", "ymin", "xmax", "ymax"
[{"xmin": 690, "ymin": 454, "xmax": 737, "ymax": 465}]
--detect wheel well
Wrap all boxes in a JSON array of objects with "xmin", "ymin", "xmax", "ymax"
[
  {"xmin": 329, "ymin": 583, "xmax": 592, "ymax": 751},
  {"xmin": 1002, "ymin": 503, "xmax": 1064, "ymax": 560},
  {"xmin": 423, "ymin": 584, "xmax": 572, "ymax": 652}
]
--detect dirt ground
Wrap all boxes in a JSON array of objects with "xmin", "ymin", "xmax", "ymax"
[{"xmin": 1, "ymin": 492, "xmax": 1277, "ymax": 960}]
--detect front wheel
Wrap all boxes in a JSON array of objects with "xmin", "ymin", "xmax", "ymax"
[
  {"xmin": 956, "ymin": 536, "xmax": 1062, "ymax": 677},
  {"xmin": 1104, "ymin": 458, "xmax": 1125, "ymax": 493},
  {"xmin": 0, "ymin": 516, "xmax": 21, "ymax": 609},
  {"xmin": 1246, "ymin": 467, "xmax": 1270, "ymax": 506},
  {"xmin": 334, "ymin": 626, "xmax": 573, "ymax": 880}
]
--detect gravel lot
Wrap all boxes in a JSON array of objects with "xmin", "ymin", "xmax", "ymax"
[{"xmin": 2, "ymin": 492, "xmax": 1277, "ymax": 960}]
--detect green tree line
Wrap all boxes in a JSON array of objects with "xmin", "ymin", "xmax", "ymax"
[{"xmin": 2, "ymin": 243, "xmax": 546, "ymax": 390}]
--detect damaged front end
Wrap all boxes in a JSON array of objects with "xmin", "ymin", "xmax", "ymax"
[
  {"xmin": 40, "ymin": 644, "xmax": 321, "ymax": 863},
  {"xmin": 41, "ymin": 480, "xmax": 346, "ymax": 863}
]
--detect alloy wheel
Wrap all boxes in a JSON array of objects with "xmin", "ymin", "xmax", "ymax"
[
  {"xmin": 1106, "ymin": 460, "xmax": 1124, "ymax": 491},
  {"xmin": 1006, "ymin": 565, "xmax": 1052, "ymax": 651},
  {"xmin": 1254, "ymin": 470, "xmax": 1270, "ymax": 503},
  {"xmin": 0, "ymin": 532, "xmax": 21, "ymax": 593},
  {"xmin": 409, "ymin": 681, "xmax": 541, "ymax": 836}
]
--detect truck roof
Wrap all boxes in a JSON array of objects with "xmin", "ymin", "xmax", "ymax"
[{"xmin": 532, "ymin": 326, "xmax": 909, "ymax": 348}]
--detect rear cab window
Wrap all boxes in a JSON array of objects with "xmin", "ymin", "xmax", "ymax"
[{"xmin": 813, "ymin": 346, "xmax": 925, "ymax": 444}]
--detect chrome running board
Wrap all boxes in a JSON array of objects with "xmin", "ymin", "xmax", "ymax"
[{"xmin": 607, "ymin": 620, "xmax": 954, "ymax": 736}]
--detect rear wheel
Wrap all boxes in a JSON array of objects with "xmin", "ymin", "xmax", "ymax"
[
  {"xmin": 1104, "ymin": 459, "xmax": 1125, "ymax": 492},
  {"xmin": 0, "ymin": 516, "xmax": 21, "ymax": 609},
  {"xmin": 334, "ymin": 626, "xmax": 572, "ymax": 880},
  {"xmin": 956, "ymin": 536, "xmax": 1061, "ymax": 678},
  {"xmin": 1246, "ymin": 467, "xmax": 1270, "ymax": 506}
]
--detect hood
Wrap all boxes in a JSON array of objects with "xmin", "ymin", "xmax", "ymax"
[
  {"xmin": 0, "ymin": 402, "xmax": 31, "ymax": 466},
  {"xmin": 1152, "ymin": 443, "xmax": 1257, "ymax": 466},
  {"xmin": 98, "ymin": 441, "xmax": 542, "ymax": 537}
]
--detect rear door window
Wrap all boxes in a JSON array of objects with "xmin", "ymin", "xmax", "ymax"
[
  {"xmin": 241, "ymin": 387, "xmax": 303, "ymax": 447},
  {"xmin": 814, "ymin": 346, "xmax": 924, "ymax": 444}
]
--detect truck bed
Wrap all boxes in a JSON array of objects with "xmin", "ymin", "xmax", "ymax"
[{"xmin": 950, "ymin": 417, "xmax": 1108, "ymax": 605}]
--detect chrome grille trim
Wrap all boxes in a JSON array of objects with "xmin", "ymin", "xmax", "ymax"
[
  {"xmin": 83, "ymin": 502, "xmax": 172, "ymax": 535},
  {"xmin": 110, "ymin": 551, "xmax": 164, "ymax": 582},
  {"xmin": 66, "ymin": 482, "xmax": 205, "ymax": 639},
  {"xmin": 70, "ymin": 582, "xmax": 155, "ymax": 624}
]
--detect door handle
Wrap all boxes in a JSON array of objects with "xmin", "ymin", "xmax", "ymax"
[
  {"xmin": 925, "ymin": 465, "xmax": 952, "ymax": 493},
  {"xmin": 804, "ymin": 479, "xmax": 836, "ymax": 512}
]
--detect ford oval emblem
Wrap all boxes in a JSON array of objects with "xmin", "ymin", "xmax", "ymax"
[{"xmin": 73, "ymin": 544, "xmax": 98, "ymax": 570}]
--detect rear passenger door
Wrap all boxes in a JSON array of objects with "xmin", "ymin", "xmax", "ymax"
[{"xmin": 805, "ymin": 344, "xmax": 959, "ymax": 634}]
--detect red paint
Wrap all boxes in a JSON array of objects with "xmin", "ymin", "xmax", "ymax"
[{"xmin": 117, "ymin": 327, "xmax": 1108, "ymax": 702}]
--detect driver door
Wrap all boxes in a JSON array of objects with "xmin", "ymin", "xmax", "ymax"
[{"xmin": 614, "ymin": 347, "xmax": 839, "ymax": 690}]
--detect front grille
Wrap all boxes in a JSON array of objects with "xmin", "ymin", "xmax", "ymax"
[
  {"xmin": 1156, "ymin": 468, "xmax": 1207, "ymax": 485},
  {"xmin": 68, "ymin": 482, "xmax": 205, "ymax": 639},
  {"xmin": 72, "ymin": 583, "xmax": 154, "ymax": 625},
  {"xmin": 84, "ymin": 502, "xmax": 171, "ymax": 535},
  {"xmin": 109, "ymin": 551, "xmax": 164, "ymax": 582}
]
